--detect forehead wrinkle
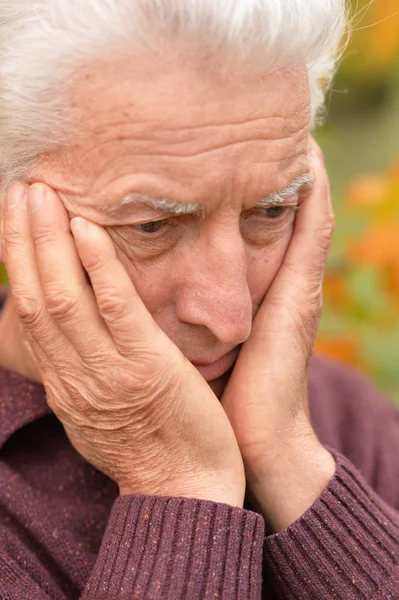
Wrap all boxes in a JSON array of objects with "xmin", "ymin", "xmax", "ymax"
[
  {"xmin": 105, "ymin": 173, "xmax": 313, "ymax": 216},
  {"xmin": 108, "ymin": 173, "xmax": 313, "ymax": 218}
]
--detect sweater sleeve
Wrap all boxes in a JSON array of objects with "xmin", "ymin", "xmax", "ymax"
[
  {"xmin": 81, "ymin": 495, "xmax": 265, "ymax": 600},
  {"xmin": 0, "ymin": 496, "xmax": 265, "ymax": 600},
  {"xmin": 262, "ymin": 450, "xmax": 399, "ymax": 600}
]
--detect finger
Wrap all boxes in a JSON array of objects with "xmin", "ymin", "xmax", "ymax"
[
  {"xmin": 282, "ymin": 140, "xmax": 333, "ymax": 286},
  {"xmin": 249, "ymin": 141, "xmax": 332, "ymax": 363},
  {"xmin": 263, "ymin": 141, "xmax": 332, "ymax": 325},
  {"xmin": 3, "ymin": 183, "xmax": 75, "ymax": 370},
  {"xmin": 70, "ymin": 216, "xmax": 160, "ymax": 358},
  {"xmin": 28, "ymin": 183, "xmax": 114, "ymax": 359}
]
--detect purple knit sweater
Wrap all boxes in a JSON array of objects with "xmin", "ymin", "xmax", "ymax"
[{"xmin": 0, "ymin": 295, "xmax": 398, "ymax": 598}]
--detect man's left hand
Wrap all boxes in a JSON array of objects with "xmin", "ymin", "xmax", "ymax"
[{"xmin": 221, "ymin": 139, "xmax": 336, "ymax": 532}]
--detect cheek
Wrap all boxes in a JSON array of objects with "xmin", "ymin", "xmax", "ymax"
[
  {"xmin": 247, "ymin": 229, "xmax": 292, "ymax": 308},
  {"xmin": 112, "ymin": 244, "xmax": 179, "ymax": 323},
  {"xmin": 111, "ymin": 223, "xmax": 293, "ymax": 335}
]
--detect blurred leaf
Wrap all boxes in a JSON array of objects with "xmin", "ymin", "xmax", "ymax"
[
  {"xmin": 315, "ymin": 334, "xmax": 364, "ymax": 371},
  {"xmin": 0, "ymin": 265, "xmax": 7, "ymax": 286},
  {"xmin": 368, "ymin": 0, "xmax": 399, "ymax": 71},
  {"xmin": 318, "ymin": 154, "xmax": 399, "ymax": 404},
  {"xmin": 339, "ymin": 0, "xmax": 399, "ymax": 81}
]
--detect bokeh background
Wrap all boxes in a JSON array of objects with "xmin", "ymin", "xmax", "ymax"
[
  {"xmin": 314, "ymin": 0, "xmax": 399, "ymax": 404},
  {"xmin": 1, "ymin": 0, "xmax": 398, "ymax": 402}
]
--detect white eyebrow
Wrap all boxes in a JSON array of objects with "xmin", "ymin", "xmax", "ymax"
[
  {"xmin": 257, "ymin": 173, "xmax": 314, "ymax": 208},
  {"xmin": 118, "ymin": 173, "xmax": 313, "ymax": 216},
  {"xmin": 119, "ymin": 194, "xmax": 203, "ymax": 215}
]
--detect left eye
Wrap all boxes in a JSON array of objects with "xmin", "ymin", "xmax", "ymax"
[
  {"xmin": 139, "ymin": 220, "xmax": 167, "ymax": 233},
  {"xmin": 263, "ymin": 206, "xmax": 286, "ymax": 218}
]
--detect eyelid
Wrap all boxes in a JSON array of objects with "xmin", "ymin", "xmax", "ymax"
[
  {"xmin": 114, "ymin": 198, "xmax": 299, "ymax": 228},
  {"xmin": 113, "ymin": 215, "xmax": 172, "ymax": 228},
  {"xmin": 256, "ymin": 195, "xmax": 299, "ymax": 210}
]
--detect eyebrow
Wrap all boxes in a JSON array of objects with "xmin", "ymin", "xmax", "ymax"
[
  {"xmin": 119, "ymin": 195, "xmax": 201, "ymax": 215},
  {"xmin": 257, "ymin": 173, "xmax": 314, "ymax": 207},
  {"xmin": 117, "ymin": 173, "xmax": 314, "ymax": 216}
]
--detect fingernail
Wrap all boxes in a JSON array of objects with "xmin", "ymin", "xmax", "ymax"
[
  {"xmin": 7, "ymin": 183, "xmax": 26, "ymax": 212},
  {"xmin": 70, "ymin": 217, "xmax": 88, "ymax": 242},
  {"xmin": 28, "ymin": 185, "xmax": 46, "ymax": 214}
]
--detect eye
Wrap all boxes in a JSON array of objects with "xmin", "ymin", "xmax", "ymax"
[
  {"xmin": 139, "ymin": 220, "xmax": 167, "ymax": 233},
  {"xmin": 264, "ymin": 206, "xmax": 286, "ymax": 219}
]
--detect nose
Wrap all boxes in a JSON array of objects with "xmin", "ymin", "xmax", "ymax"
[{"xmin": 175, "ymin": 227, "xmax": 253, "ymax": 346}]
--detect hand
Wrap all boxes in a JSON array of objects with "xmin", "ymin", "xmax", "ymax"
[
  {"xmin": 0, "ymin": 292, "xmax": 42, "ymax": 383},
  {"xmin": 221, "ymin": 140, "xmax": 336, "ymax": 531},
  {"xmin": 0, "ymin": 220, "xmax": 41, "ymax": 382},
  {"xmin": 2, "ymin": 182, "xmax": 245, "ymax": 507}
]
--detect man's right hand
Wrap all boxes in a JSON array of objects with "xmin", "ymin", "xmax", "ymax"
[{"xmin": 2, "ymin": 182, "xmax": 245, "ymax": 507}]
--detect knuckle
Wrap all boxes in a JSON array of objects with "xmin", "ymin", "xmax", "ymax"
[
  {"xmin": 82, "ymin": 350, "xmax": 115, "ymax": 372},
  {"xmin": 308, "ymin": 289, "xmax": 323, "ymax": 317},
  {"xmin": 45, "ymin": 391, "xmax": 58, "ymax": 413},
  {"xmin": 310, "ymin": 138, "xmax": 326, "ymax": 166},
  {"xmin": 96, "ymin": 289, "xmax": 129, "ymax": 323},
  {"xmin": 84, "ymin": 250, "xmax": 113, "ymax": 275},
  {"xmin": 45, "ymin": 289, "xmax": 80, "ymax": 321},
  {"xmin": 283, "ymin": 263, "xmax": 325, "ymax": 303},
  {"xmin": 45, "ymin": 385, "xmax": 69, "ymax": 421},
  {"xmin": 294, "ymin": 306, "xmax": 321, "ymax": 347},
  {"xmin": 316, "ymin": 216, "xmax": 335, "ymax": 252},
  {"xmin": 325, "ymin": 213, "xmax": 335, "ymax": 232},
  {"xmin": 3, "ymin": 224, "xmax": 27, "ymax": 247},
  {"xmin": 13, "ymin": 293, "xmax": 46, "ymax": 328},
  {"xmin": 32, "ymin": 224, "xmax": 57, "ymax": 247}
]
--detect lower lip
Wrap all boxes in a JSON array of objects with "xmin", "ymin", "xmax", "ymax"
[{"xmin": 193, "ymin": 349, "xmax": 239, "ymax": 381}]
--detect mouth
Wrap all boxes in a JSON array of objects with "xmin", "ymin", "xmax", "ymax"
[{"xmin": 191, "ymin": 348, "xmax": 240, "ymax": 382}]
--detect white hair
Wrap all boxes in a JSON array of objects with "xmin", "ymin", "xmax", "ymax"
[{"xmin": 0, "ymin": 0, "xmax": 349, "ymax": 188}]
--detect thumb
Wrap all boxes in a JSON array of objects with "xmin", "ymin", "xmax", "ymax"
[{"xmin": 250, "ymin": 141, "xmax": 333, "ymax": 364}]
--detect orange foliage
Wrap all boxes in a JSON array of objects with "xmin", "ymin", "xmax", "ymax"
[
  {"xmin": 390, "ymin": 161, "xmax": 399, "ymax": 183},
  {"xmin": 317, "ymin": 153, "xmax": 399, "ymax": 391},
  {"xmin": 349, "ymin": 221, "xmax": 399, "ymax": 297},
  {"xmin": 346, "ymin": 176, "xmax": 389, "ymax": 207},
  {"xmin": 368, "ymin": 0, "xmax": 399, "ymax": 69},
  {"xmin": 344, "ymin": 159, "xmax": 399, "ymax": 298},
  {"xmin": 339, "ymin": 0, "xmax": 399, "ymax": 81},
  {"xmin": 323, "ymin": 270, "xmax": 349, "ymax": 309},
  {"xmin": 315, "ymin": 335, "xmax": 364, "ymax": 370}
]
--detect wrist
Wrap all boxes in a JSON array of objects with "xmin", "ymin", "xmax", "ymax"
[
  {"xmin": 119, "ymin": 471, "xmax": 245, "ymax": 508},
  {"xmin": 245, "ymin": 433, "xmax": 335, "ymax": 533}
]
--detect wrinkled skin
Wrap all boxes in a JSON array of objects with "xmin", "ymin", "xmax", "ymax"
[
  {"xmin": 29, "ymin": 58, "xmax": 310, "ymax": 396},
  {"xmin": 0, "ymin": 56, "xmax": 335, "ymax": 530}
]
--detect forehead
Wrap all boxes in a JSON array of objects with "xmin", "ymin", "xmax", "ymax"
[{"xmin": 34, "ymin": 56, "xmax": 311, "ymax": 222}]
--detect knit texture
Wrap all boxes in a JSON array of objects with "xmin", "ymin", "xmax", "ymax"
[
  {"xmin": 0, "ymin": 290, "xmax": 398, "ymax": 598},
  {"xmin": 263, "ymin": 451, "xmax": 399, "ymax": 599},
  {"xmin": 83, "ymin": 496, "xmax": 264, "ymax": 599}
]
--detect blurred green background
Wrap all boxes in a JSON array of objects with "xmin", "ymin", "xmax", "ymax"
[
  {"xmin": 314, "ymin": 0, "xmax": 399, "ymax": 403},
  {"xmin": 1, "ymin": 0, "xmax": 399, "ymax": 402}
]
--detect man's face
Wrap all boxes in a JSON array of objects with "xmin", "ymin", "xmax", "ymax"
[{"xmin": 30, "ymin": 57, "xmax": 312, "ymax": 397}]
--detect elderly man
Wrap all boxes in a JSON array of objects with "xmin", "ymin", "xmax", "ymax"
[{"xmin": 0, "ymin": 0, "xmax": 397, "ymax": 598}]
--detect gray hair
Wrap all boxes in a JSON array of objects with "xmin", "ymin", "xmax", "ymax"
[{"xmin": 0, "ymin": 0, "xmax": 349, "ymax": 188}]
